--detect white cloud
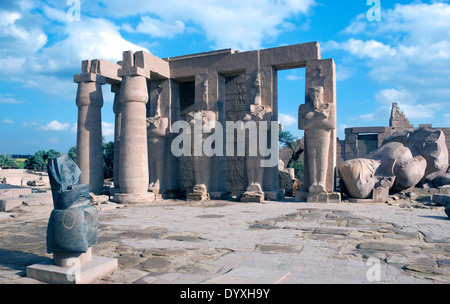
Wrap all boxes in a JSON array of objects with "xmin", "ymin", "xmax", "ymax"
[
  {"xmin": 0, "ymin": 94, "xmax": 24, "ymax": 104},
  {"xmin": 124, "ymin": 16, "xmax": 185, "ymax": 39},
  {"xmin": 99, "ymin": 0, "xmax": 315, "ymax": 50},
  {"xmin": 0, "ymin": 4, "xmax": 149, "ymax": 99},
  {"xmin": 48, "ymin": 137, "xmax": 59, "ymax": 144},
  {"xmin": 39, "ymin": 120, "xmax": 70, "ymax": 131},
  {"xmin": 286, "ymin": 75, "xmax": 303, "ymax": 81},
  {"xmin": 326, "ymin": 38, "xmax": 396, "ymax": 60},
  {"xmin": 374, "ymin": 88, "xmax": 438, "ymax": 120},
  {"xmin": 102, "ymin": 122, "xmax": 115, "ymax": 138},
  {"xmin": 2, "ymin": 119, "xmax": 14, "ymax": 124},
  {"xmin": 279, "ymin": 113, "xmax": 297, "ymax": 127},
  {"xmin": 357, "ymin": 113, "xmax": 376, "ymax": 121},
  {"xmin": 328, "ymin": 2, "xmax": 450, "ymax": 124}
]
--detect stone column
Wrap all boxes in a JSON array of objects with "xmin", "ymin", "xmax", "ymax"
[
  {"xmin": 74, "ymin": 60, "xmax": 105, "ymax": 194},
  {"xmin": 113, "ymin": 51, "xmax": 154, "ymax": 204},
  {"xmin": 111, "ymin": 84, "xmax": 122, "ymax": 193}
]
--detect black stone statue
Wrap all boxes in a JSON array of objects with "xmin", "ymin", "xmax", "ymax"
[{"xmin": 46, "ymin": 154, "xmax": 98, "ymax": 254}]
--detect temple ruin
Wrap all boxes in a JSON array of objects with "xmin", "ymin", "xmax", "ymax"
[{"xmin": 73, "ymin": 42, "xmax": 338, "ymax": 204}]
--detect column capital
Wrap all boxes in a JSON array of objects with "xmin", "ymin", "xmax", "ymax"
[
  {"xmin": 118, "ymin": 66, "xmax": 150, "ymax": 79},
  {"xmin": 74, "ymin": 73, "xmax": 106, "ymax": 84}
]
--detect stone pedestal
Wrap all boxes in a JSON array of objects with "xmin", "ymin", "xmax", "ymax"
[
  {"xmin": 295, "ymin": 190, "xmax": 341, "ymax": 203},
  {"xmin": 113, "ymin": 192, "xmax": 155, "ymax": 205},
  {"xmin": 27, "ymin": 253, "xmax": 118, "ymax": 284},
  {"xmin": 187, "ymin": 192, "xmax": 210, "ymax": 201},
  {"xmin": 75, "ymin": 64, "xmax": 105, "ymax": 194},
  {"xmin": 240, "ymin": 191, "xmax": 265, "ymax": 203}
]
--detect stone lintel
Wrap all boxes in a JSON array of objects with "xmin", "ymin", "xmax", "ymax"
[
  {"xmin": 135, "ymin": 51, "xmax": 171, "ymax": 79},
  {"xmin": 96, "ymin": 59, "xmax": 121, "ymax": 83},
  {"xmin": 118, "ymin": 66, "xmax": 151, "ymax": 79},
  {"xmin": 348, "ymin": 126, "xmax": 389, "ymax": 135},
  {"xmin": 260, "ymin": 42, "xmax": 321, "ymax": 70},
  {"xmin": 74, "ymin": 73, "xmax": 106, "ymax": 84}
]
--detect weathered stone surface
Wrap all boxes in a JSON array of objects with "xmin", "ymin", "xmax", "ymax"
[
  {"xmin": 0, "ymin": 197, "xmax": 23, "ymax": 212},
  {"xmin": 445, "ymin": 205, "xmax": 450, "ymax": 218},
  {"xmin": 46, "ymin": 155, "xmax": 98, "ymax": 254},
  {"xmin": 339, "ymin": 127, "xmax": 449, "ymax": 200},
  {"xmin": 433, "ymin": 194, "xmax": 450, "ymax": 206}
]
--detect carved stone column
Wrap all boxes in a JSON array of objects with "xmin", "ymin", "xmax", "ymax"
[
  {"xmin": 113, "ymin": 51, "xmax": 154, "ymax": 204},
  {"xmin": 74, "ymin": 60, "xmax": 105, "ymax": 194}
]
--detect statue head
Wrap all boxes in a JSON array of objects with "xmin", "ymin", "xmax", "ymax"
[{"xmin": 309, "ymin": 86, "xmax": 324, "ymax": 110}]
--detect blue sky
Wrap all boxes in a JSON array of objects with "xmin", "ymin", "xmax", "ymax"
[{"xmin": 1, "ymin": 0, "xmax": 449, "ymax": 154}]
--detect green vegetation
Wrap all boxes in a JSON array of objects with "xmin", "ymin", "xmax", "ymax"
[
  {"xmin": 279, "ymin": 131, "xmax": 304, "ymax": 181},
  {"xmin": 24, "ymin": 150, "xmax": 61, "ymax": 170},
  {"xmin": 66, "ymin": 138, "xmax": 115, "ymax": 179},
  {"xmin": 0, "ymin": 154, "xmax": 19, "ymax": 169}
]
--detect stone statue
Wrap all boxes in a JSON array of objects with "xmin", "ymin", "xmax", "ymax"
[
  {"xmin": 187, "ymin": 109, "xmax": 217, "ymax": 200},
  {"xmin": 339, "ymin": 127, "xmax": 449, "ymax": 199},
  {"xmin": 241, "ymin": 72, "xmax": 273, "ymax": 201},
  {"xmin": 147, "ymin": 84, "xmax": 168, "ymax": 196},
  {"xmin": 299, "ymin": 86, "xmax": 335, "ymax": 195},
  {"xmin": 46, "ymin": 154, "xmax": 98, "ymax": 257}
]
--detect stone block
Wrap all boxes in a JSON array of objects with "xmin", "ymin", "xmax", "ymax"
[
  {"xmin": 26, "ymin": 255, "xmax": 118, "ymax": 284},
  {"xmin": 433, "ymin": 194, "xmax": 450, "ymax": 206},
  {"xmin": 3, "ymin": 177, "xmax": 22, "ymax": 186},
  {"xmin": 264, "ymin": 190, "xmax": 285, "ymax": 201},
  {"xmin": 240, "ymin": 191, "xmax": 264, "ymax": 203},
  {"xmin": 373, "ymin": 186, "xmax": 389, "ymax": 203},
  {"xmin": 294, "ymin": 190, "xmax": 308, "ymax": 202},
  {"xmin": 117, "ymin": 66, "xmax": 150, "ymax": 78},
  {"xmin": 187, "ymin": 192, "xmax": 210, "ymax": 201},
  {"xmin": 113, "ymin": 192, "xmax": 155, "ymax": 205},
  {"xmin": 307, "ymin": 192, "xmax": 328, "ymax": 203},
  {"xmin": 0, "ymin": 197, "xmax": 23, "ymax": 212}
]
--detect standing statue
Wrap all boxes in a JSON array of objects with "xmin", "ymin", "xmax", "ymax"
[
  {"xmin": 241, "ymin": 73, "xmax": 273, "ymax": 202},
  {"xmin": 187, "ymin": 110, "xmax": 217, "ymax": 200},
  {"xmin": 298, "ymin": 86, "xmax": 335, "ymax": 195},
  {"xmin": 147, "ymin": 84, "xmax": 169, "ymax": 197}
]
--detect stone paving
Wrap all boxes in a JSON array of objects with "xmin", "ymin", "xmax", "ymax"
[{"xmin": 0, "ymin": 191, "xmax": 449, "ymax": 284}]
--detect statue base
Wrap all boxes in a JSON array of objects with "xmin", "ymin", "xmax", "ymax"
[
  {"xmin": 240, "ymin": 191, "xmax": 264, "ymax": 203},
  {"xmin": 187, "ymin": 192, "xmax": 210, "ymax": 201},
  {"xmin": 113, "ymin": 192, "xmax": 155, "ymax": 204},
  {"xmin": 295, "ymin": 190, "xmax": 341, "ymax": 203},
  {"xmin": 27, "ymin": 253, "xmax": 118, "ymax": 284}
]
